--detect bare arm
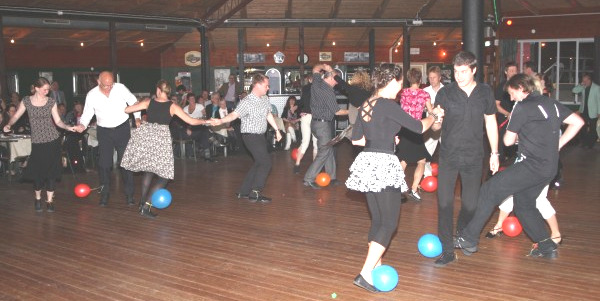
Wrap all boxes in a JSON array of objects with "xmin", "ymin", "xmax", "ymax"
[
  {"xmin": 484, "ymin": 113, "xmax": 500, "ymax": 173},
  {"xmin": 211, "ymin": 111, "xmax": 240, "ymax": 125},
  {"xmin": 495, "ymin": 100, "xmax": 511, "ymax": 117},
  {"xmin": 266, "ymin": 113, "xmax": 282, "ymax": 141},
  {"xmin": 51, "ymin": 103, "xmax": 75, "ymax": 131},
  {"xmin": 171, "ymin": 105, "xmax": 207, "ymax": 126},
  {"xmin": 124, "ymin": 99, "xmax": 150, "ymax": 114},
  {"xmin": 335, "ymin": 109, "xmax": 349, "ymax": 116},
  {"xmin": 3, "ymin": 101, "xmax": 27, "ymax": 132},
  {"xmin": 559, "ymin": 112, "xmax": 584, "ymax": 150}
]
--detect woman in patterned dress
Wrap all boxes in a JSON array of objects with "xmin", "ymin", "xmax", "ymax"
[
  {"xmin": 3, "ymin": 77, "xmax": 76, "ymax": 212},
  {"xmin": 346, "ymin": 64, "xmax": 443, "ymax": 293},
  {"xmin": 121, "ymin": 80, "xmax": 207, "ymax": 218},
  {"xmin": 396, "ymin": 68, "xmax": 434, "ymax": 201}
]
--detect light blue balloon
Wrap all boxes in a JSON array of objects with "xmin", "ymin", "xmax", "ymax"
[
  {"xmin": 372, "ymin": 265, "xmax": 399, "ymax": 292},
  {"xmin": 418, "ymin": 233, "xmax": 443, "ymax": 258},
  {"xmin": 151, "ymin": 189, "xmax": 172, "ymax": 209}
]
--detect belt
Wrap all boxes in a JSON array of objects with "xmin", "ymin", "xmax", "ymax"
[{"xmin": 312, "ymin": 118, "xmax": 331, "ymax": 122}]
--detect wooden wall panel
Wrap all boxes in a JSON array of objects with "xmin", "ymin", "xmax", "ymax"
[{"xmin": 498, "ymin": 15, "xmax": 600, "ymax": 40}]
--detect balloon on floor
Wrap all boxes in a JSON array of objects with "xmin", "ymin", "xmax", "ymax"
[
  {"xmin": 418, "ymin": 233, "xmax": 443, "ymax": 258},
  {"xmin": 151, "ymin": 189, "xmax": 172, "ymax": 209},
  {"xmin": 74, "ymin": 183, "xmax": 91, "ymax": 198},
  {"xmin": 372, "ymin": 265, "xmax": 399, "ymax": 292},
  {"xmin": 316, "ymin": 172, "xmax": 331, "ymax": 187},
  {"xmin": 420, "ymin": 176, "xmax": 438, "ymax": 192}
]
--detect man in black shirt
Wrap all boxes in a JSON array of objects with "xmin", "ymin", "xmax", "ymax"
[
  {"xmin": 454, "ymin": 74, "xmax": 583, "ymax": 259},
  {"xmin": 496, "ymin": 62, "xmax": 518, "ymax": 162},
  {"xmin": 431, "ymin": 51, "xmax": 500, "ymax": 267},
  {"xmin": 303, "ymin": 64, "xmax": 348, "ymax": 188}
]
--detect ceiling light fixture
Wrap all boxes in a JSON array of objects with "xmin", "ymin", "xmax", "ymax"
[
  {"xmin": 10, "ymin": 38, "xmax": 15, "ymax": 44},
  {"xmin": 332, "ymin": 41, "xmax": 336, "ymax": 46},
  {"xmin": 80, "ymin": 42, "xmax": 84, "ymax": 47}
]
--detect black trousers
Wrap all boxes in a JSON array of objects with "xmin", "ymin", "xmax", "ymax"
[
  {"xmin": 437, "ymin": 157, "xmax": 483, "ymax": 253},
  {"xmin": 581, "ymin": 116, "xmax": 598, "ymax": 148},
  {"xmin": 239, "ymin": 133, "xmax": 272, "ymax": 194},
  {"xmin": 461, "ymin": 160, "xmax": 557, "ymax": 252},
  {"xmin": 366, "ymin": 189, "xmax": 403, "ymax": 247},
  {"xmin": 97, "ymin": 121, "xmax": 134, "ymax": 199}
]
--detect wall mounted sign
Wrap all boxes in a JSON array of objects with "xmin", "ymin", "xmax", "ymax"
[
  {"xmin": 319, "ymin": 52, "xmax": 332, "ymax": 62},
  {"xmin": 273, "ymin": 51, "xmax": 285, "ymax": 64},
  {"xmin": 243, "ymin": 53, "xmax": 265, "ymax": 63},
  {"xmin": 184, "ymin": 51, "xmax": 201, "ymax": 66},
  {"xmin": 344, "ymin": 52, "xmax": 369, "ymax": 62}
]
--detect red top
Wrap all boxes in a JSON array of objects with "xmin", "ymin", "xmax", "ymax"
[{"xmin": 400, "ymin": 88, "xmax": 430, "ymax": 120}]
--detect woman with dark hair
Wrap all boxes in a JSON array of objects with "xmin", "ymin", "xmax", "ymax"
[
  {"xmin": 396, "ymin": 68, "xmax": 434, "ymax": 202},
  {"xmin": 281, "ymin": 95, "xmax": 300, "ymax": 150},
  {"xmin": 121, "ymin": 80, "xmax": 207, "ymax": 218},
  {"xmin": 346, "ymin": 63, "xmax": 443, "ymax": 293},
  {"xmin": 3, "ymin": 77, "xmax": 76, "ymax": 212}
]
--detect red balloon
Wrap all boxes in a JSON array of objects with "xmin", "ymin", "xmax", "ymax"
[
  {"xmin": 74, "ymin": 183, "xmax": 91, "ymax": 198},
  {"xmin": 431, "ymin": 162, "xmax": 439, "ymax": 177},
  {"xmin": 291, "ymin": 148, "xmax": 299, "ymax": 161},
  {"xmin": 316, "ymin": 172, "xmax": 331, "ymax": 187},
  {"xmin": 420, "ymin": 176, "xmax": 438, "ymax": 192},
  {"xmin": 502, "ymin": 216, "xmax": 523, "ymax": 237}
]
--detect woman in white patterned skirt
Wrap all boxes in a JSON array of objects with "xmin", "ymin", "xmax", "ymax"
[
  {"xmin": 121, "ymin": 80, "xmax": 206, "ymax": 218},
  {"xmin": 346, "ymin": 64, "xmax": 443, "ymax": 293}
]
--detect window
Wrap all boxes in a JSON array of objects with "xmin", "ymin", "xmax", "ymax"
[
  {"xmin": 73, "ymin": 72, "xmax": 100, "ymax": 96},
  {"xmin": 517, "ymin": 39, "xmax": 594, "ymax": 103}
]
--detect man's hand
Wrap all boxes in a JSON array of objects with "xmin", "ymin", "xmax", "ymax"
[
  {"xmin": 275, "ymin": 130, "xmax": 282, "ymax": 142},
  {"xmin": 74, "ymin": 124, "xmax": 86, "ymax": 133},
  {"xmin": 135, "ymin": 118, "xmax": 141, "ymax": 128},
  {"xmin": 489, "ymin": 155, "xmax": 500, "ymax": 175}
]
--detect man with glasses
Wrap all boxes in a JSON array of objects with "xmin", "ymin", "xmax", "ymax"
[{"xmin": 75, "ymin": 71, "xmax": 140, "ymax": 207}]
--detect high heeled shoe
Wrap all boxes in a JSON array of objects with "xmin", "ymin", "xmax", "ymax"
[
  {"xmin": 551, "ymin": 236, "xmax": 563, "ymax": 245},
  {"xmin": 46, "ymin": 201, "xmax": 55, "ymax": 213},
  {"xmin": 485, "ymin": 227, "xmax": 503, "ymax": 239},
  {"xmin": 34, "ymin": 198, "xmax": 42, "ymax": 212}
]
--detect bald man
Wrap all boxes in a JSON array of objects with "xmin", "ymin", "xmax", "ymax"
[{"xmin": 75, "ymin": 71, "xmax": 141, "ymax": 207}]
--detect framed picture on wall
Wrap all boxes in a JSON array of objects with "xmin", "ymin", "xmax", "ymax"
[
  {"xmin": 175, "ymin": 72, "xmax": 191, "ymax": 92},
  {"xmin": 39, "ymin": 71, "xmax": 53, "ymax": 83},
  {"xmin": 214, "ymin": 69, "xmax": 230, "ymax": 91}
]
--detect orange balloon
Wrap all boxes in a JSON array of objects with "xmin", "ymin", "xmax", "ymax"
[
  {"xmin": 291, "ymin": 148, "xmax": 299, "ymax": 161},
  {"xmin": 316, "ymin": 172, "xmax": 331, "ymax": 187},
  {"xmin": 431, "ymin": 162, "xmax": 439, "ymax": 177}
]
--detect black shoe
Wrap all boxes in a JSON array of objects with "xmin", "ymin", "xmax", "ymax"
[
  {"xmin": 303, "ymin": 181, "xmax": 321, "ymax": 189},
  {"xmin": 454, "ymin": 236, "xmax": 478, "ymax": 255},
  {"xmin": 329, "ymin": 179, "xmax": 340, "ymax": 186},
  {"xmin": 236, "ymin": 192, "xmax": 249, "ymax": 199},
  {"xmin": 126, "ymin": 195, "xmax": 135, "ymax": 206},
  {"xmin": 406, "ymin": 190, "xmax": 422, "ymax": 202},
  {"xmin": 99, "ymin": 196, "xmax": 108, "ymax": 207},
  {"xmin": 485, "ymin": 228, "xmax": 503, "ymax": 239},
  {"xmin": 249, "ymin": 190, "xmax": 272, "ymax": 203},
  {"xmin": 528, "ymin": 246, "xmax": 558, "ymax": 259},
  {"xmin": 204, "ymin": 157, "xmax": 218, "ymax": 163},
  {"xmin": 139, "ymin": 204, "xmax": 157, "ymax": 219},
  {"xmin": 34, "ymin": 198, "xmax": 42, "ymax": 212},
  {"xmin": 46, "ymin": 201, "xmax": 55, "ymax": 213},
  {"xmin": 434, "ymin": 252, "xmax": 457, "ymax": 267},
  {"xmin": 353, "ymin": 274, "xmax": 380, "ymax": 293},
  {"xmin": 293, "ymin": 165, "xmax": 300, "ymax": 174}
]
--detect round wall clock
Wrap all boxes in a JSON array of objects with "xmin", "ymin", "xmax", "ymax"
[{"xmin": 297, "ymin": 53, "xmax": 309, "ymax": 64}]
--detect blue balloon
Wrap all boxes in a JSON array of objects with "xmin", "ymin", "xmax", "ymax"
[
  {"xmin": 418, "ymin": 233, "xmax": 443, "ymax": 258},
  {"xmin": 371, "ymin": 265, "xmax": 399, "ymax": 292},
  {"xmin": 151, "ymin": 189, "xmax": 172, "ymax": 209}
]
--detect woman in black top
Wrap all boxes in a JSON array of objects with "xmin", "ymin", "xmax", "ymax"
[
  {"xmin": 121, "ymin": 80, "xmax": 206, "ymax": 218},
  {"xmin": 346, "ymin": 64, "xmax": 443, "ymax": 293}
]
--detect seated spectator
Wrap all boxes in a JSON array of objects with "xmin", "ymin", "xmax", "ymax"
[
  {"xmin": 210, "ymin": 99, "xmax": 237, "ymax": 149},
  {"xmin": 180, "ymin": 93, "xmax": 216, "ymax": 162},
  {"xmin": 57, "ymin": 103, "xmax": 68, "ymax": 124},
  {"xmin": 281, "ymin": 96, "xmax": 300, "ymax": 150},
  {"xmin": 199, "ymin": 90, "xmax": 211, "ymax": 106},
  {"xmin": 5, "ymin": 103, "xmax": 30, "ymax": 134}
]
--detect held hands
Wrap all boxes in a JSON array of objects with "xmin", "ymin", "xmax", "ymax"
[
  {"xmin": 3, "ymin": 124, "xmax": 11, "ymax": 133},
  {"xmin": 489, "ymin": 154, "xmax": 500, "ymax": 175},
  {"xmin": 432, "ymin": 105, "xmax": 444, "ymax": 123},
  {"xmin": 74, "ymin": 124, "xmax": 86, "ymax": 133},
  {"xmin": 209, "ymin": 118, "xmax": 221, "ymax": 126}
]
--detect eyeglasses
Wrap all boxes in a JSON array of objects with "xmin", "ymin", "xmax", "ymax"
[{"xmin": 99, "ymin": 83, "xmax": 114, "ymax": 89}]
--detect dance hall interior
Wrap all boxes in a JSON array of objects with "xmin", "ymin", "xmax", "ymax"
[{"xmin": 1, "ymin": 1, "xmax": 599, "ymax": 300}]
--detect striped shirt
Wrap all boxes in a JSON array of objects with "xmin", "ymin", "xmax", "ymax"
[
  {"xmin": 310, "ymin": 73, "xmax": 339, "ymax": 121},
  {"xmin": 234, "ymin": 92, "xmax": 272, "ymax": 134}
]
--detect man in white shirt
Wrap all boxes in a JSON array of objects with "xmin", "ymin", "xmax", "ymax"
[
  {"xmin": 75, "ymin": 71, "xmax": 140, "ymax": 207},
  {"xmin": 179, "ymin": 93, "xmax": 214, "ymax": 161},
  {"xmin": 423, "ymin": 66, "xmax": 444, "ymax": 177}
]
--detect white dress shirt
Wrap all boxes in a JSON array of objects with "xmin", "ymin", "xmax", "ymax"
[
  {"xmin": 80, "ymin": 83, "xmax": 140, "ymax": 128},
  {"xmin": 424, "ymin": 83, "xmax": 444, "ymax": 105}
]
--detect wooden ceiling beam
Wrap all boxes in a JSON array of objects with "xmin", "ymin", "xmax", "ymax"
[
  {"xmin": 354, "ymin": 0, "xmax": 392, "ymax": 48},
  {"xmin": 318, "ymin": 0, "xmax": 342, "ymax": 49},
  {"xmin": 282, "ymin": 0, "xmax": 292, "ymax": 49},
  {"xmin": 514, "ymin": 0, "xmax": 540, "ymax": 15},
  {"xmin": 204, "ymin": 0, "xmax": 254, "ymax": 30}
]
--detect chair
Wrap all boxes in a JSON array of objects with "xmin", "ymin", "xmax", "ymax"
[
  {"xmin": 173, "ymin": 138, "xmax": 197, "ymax": 161},
  {"xmin": 212, "ymin": 136, "xmax": 228, "ymax": 158}
]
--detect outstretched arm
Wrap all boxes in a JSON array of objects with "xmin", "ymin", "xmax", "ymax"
[
  {"xmin": 125, "ymin": 99, "xmax": 150, "ymax": 114},
  {"xmin": 51, "ymin": 103, "xmax": 75, "ymax": 131},
  {"xmin": 3, "ymin": 101, "xmax": 27, "ymax": 132},
  {"xmin": 559, "ymin": 112, "xmax": 584, "ymax": 150},
  {"xmin": 267, "ymin": 113, "xmax": 282, "ymax": 141},
  {"xmin": 171, "ymin": 105, "xmax": 207, "ymax": 126}
]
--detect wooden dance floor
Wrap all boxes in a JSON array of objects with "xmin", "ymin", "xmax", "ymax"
[{"xmin": 1, "ymin": 142, "xmax": 599, "ymax": 300}]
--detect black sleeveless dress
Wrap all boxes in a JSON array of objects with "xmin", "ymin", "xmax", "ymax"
[{"xmin": 121, "ymin": 99, "xmax": 175, "ymax": 179}]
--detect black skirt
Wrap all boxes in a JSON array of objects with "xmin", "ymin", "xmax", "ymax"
[
  {"xmin": 22, "ymin": 138, "xmax": 62, "ymax": 182},
  {"xmin": 396, "ymin": 127, "xmax": 431, "ymax": 163}
]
